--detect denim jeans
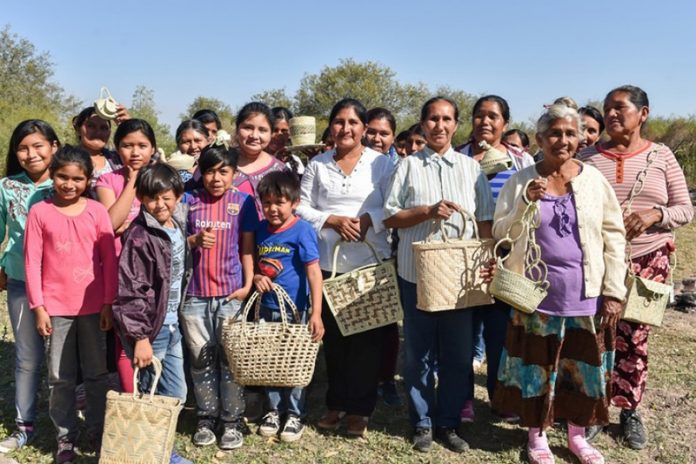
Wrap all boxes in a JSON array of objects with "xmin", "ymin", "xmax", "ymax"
[
  {"xmin": 258, "ymin": 306, "xmax": 307, "ymax": 417},
  {"xmin": 126, "ymin": 323, "xmax": 187, "ymax": 402},
  {"xmin": 180, "ymin": 296, "xmax": 245, "ymax": 422},
  {"xmin": 399, "ymin": 277, "xmax": 472, "ymax": 429},
  {"xmin": 472, "ymin": 315, "xmax": 485, "ymax": 362},
  {"xmin": 47, "ymin": 313, "xmax": 108, "ymax": 440},
  {"xmin": 6, "ymin": 279, "xmax": 44, "ymax": 426}
]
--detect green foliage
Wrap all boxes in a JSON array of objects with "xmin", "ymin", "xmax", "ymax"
[
  {"xmin": 128, "ymin": 85, "xmax": 175, "ymax": 155},
  {"xmin": 645, "ymin": 116, "xmax": 696, "ymax": 187},
  {"xmin": 183, "ymin": 96, "xmax": 235, "ymax": 131},
  {"xmin": 250, "ymin": 88, "xmax": 294, "ymax": 112}
]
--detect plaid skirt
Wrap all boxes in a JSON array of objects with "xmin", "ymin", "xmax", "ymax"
[{"xmin": 493, "ymin": 310, "xmax": 615, "ymax": 429}]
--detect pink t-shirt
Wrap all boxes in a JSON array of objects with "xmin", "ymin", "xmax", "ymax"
[
  {"xmin": 96, "ymin": 167, "xmax": 141, "ymax": 255},
  {"xmin": 24, "ymin": 199, "xmax": 118, "ymax": 316}
]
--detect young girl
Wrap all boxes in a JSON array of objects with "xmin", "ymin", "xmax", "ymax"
[
  {"xmin": 232, "ymin": 102, "xmax": 288, "ymax": 218},
  {"xmin": 180, "ymin": 144, "xmax": 257, "ymax": 450},
  {"xmin": 170, "ymin": 119, "xmax": 210, "ymax": 184},
  {"xmin": 96, "ymin": 118, "xmax": 157, "ymax": 392},
  {"xmin": 0, "ymin": 120, "xmax": 59, "ymax": 453},
  {"xmin": 24, "ymin": 145, "xmax": 117, "ymax": 464}
]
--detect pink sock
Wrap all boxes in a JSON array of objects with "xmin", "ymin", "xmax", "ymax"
[
  {"xmin": 568, "ymin": 422, "xmax": 602, "ymax": 460},
  {"xmin": 528, "ymin": 427, "xmax": 549, "ymax": 450}
]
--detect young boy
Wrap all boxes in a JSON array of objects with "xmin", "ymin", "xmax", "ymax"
[
  {"xmin": 253, "ymin": 171, "xmax": 324, "ymax": 443},
  {"xmin": 112, "ymin": 163, "xmax": 193, "ymax": 464},
  {"xmin": 179, "ymin": 145, "xmax": 257, "ymax": 450}
]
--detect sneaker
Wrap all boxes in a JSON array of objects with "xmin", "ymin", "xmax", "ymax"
[
  {"xmin": 460, "ymin": 400, "xmax": 475, "ymax": 423},
  {"xmin": 317, "ymin": 410, "xmax": 345, "ymax": 430},
  {"xmin": 219, "ymin": 421, "xmax": 244, "ymax": 450},
  {"xmin": 192, "ymin": 417, "xmax": 216, "ymax": 447},
  {"xmin": 258, "ymin": 411, "xmax": 281, "ymax": 437},
  {"xmin": 585, "ymin": 424, "xmax": 604, "ymax": 442},
  {"xmin": 170, "ymin": 450, "xmax": 193, "ymax": 464},
  {"xmin": 56, "ymin": 438, "xmax": 77, "ymax": 464},
  {"xmin": 381, "ymin": 381, "xmax": 402, "ymax": 406},
  {"xmin": 620, "ymin": 409, "xmax": 648, "ymax": 450},
  {"xmin": 279, "ymin": 415, "xmax": 304, "ymax": 443},
  {"xmin": 413, "ymin": 427, "xmax": 432, "ymax": 453},
  {"xmin": 0, "ymin": 428, "xmax": 34, "ymax": 453},
  {"xmin": 345, "ymin": 415, "xmax": 368, "ymax": 437},
  {"xmin": 435, "ymin": 427, "xmax": 469, "ymax": 453}
]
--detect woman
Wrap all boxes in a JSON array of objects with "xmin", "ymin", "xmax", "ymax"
[
  {"xmin": 502, "ymin": 128, "xmax": 530, "ymax": 152},
  {"xmin": 233, "ymin": 102, "xmax": 288, "ymax": 218},
  {"xmin": 266, "ymin": 107, "xmax": 304, "ymax": 176},
  {"xmin": 72, "ymin": 105, "xmax": 129, "ymax": 195},
  {"xmin": 579, "ymin": 85, "xmax": 693, "ymax": 449},
  {"xmin": 491, "ymin": 103, "xmax": 627, "ymax": 464},
  {"xmin": 384, "ymin": 96, "xmax": 495, "ymax": 454},
  {"xmin": 456, "ymin": 95, "xmax": 535, "ymax": 423},
  {"xmin": 404, "ymin": 124, "xmax": 426, "ymax": 156},
  {"xmin": 193, "ymin": 108, "xmax": 222, "ymax": 139},
  {"xmin": 577, "ymin": 106, "xmax": 604, "ymax": 151},
  {"xmin": 365, "ymin": 107, "xmax": 399, "ymax": 165},
  {"xmin": 169, "ymin": 119, "xmax": 209, "ymax": 183},
  {"xmin": 297, "ymin": 98, "xmax": 394, "ymax": 437}
]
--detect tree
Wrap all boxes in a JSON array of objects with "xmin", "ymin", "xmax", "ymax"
[
  {"xmin": 250, "ymin": 88, "xmax": 294, "ymax": 112},
  {"xmin": 183, "ymin": 96, "xmax": 235, "ymax": 130},
  {"xmin": 128, "ymin": 85, "xmax": 175, "ymax": 155}
]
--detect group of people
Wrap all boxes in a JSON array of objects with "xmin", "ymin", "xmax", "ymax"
[{"xmin": 0, "ymin": 83, "xmax": 692, "ymax": 464}]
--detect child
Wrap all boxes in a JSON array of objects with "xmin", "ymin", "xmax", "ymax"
[
  {"xmin": 179, "ymin": 144, "xmax": 257, "ymax": 450},
  {"xmin": 24, "ymin": 145, "xmax": 116, "ymax": 463},
  {"xmin": 0, "ymin": 120, "xmax": 60, "ymax": 453},
  {"xmin": 112, "ymin": 163, "xmax": 192, "ymax": 464},
  {"xmin": 253, "ymin": 171, "xmax": 324, "ymax": 443},
  {"xmin": 96, "ymin": 118, "xmax": 157, "ymax": 392}
]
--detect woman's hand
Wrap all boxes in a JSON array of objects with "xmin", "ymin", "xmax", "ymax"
[
  {"xmin": 358, "ymin": 213, "xmax": 373, "ymax": 241},
  {"xmin": 133, "ymin": 338, "xmax": 153, "ymax": 368},
  {"xmin": 100, "ymin": 304, "xmax": 113, "ymax": 331},
  {"xmin": 35, "ymin": 306, "xmax": 52, "ymax": 336},
  {"xmin": 253, "ymin": 274, "xmax": 274, "ymax": 293},
  {"xmin": 599, "ymin": 296, "xmax": 623, "ymax": 329},
  {"xmin": 115, "ymin": 105, "xmax": 130, "ymax": 125},
  {"xmin": 624, "ymin": 208, "xmax": 662, "ymax": 241},
  {"xmin": 308, "ymin": 314, "xmax": 325, "ymax": 342},
  {"xmin": 480, "ymin": 258, "xmax": 497, "ymax": 283},
  {"xmin": 429, "ymin": 200, "xmax": 460, "ymax": 220},
  {"xmin": 525, "ymin": 177, "xmax": 548, "ymax": 202},
  {"xmin": 327, "ymin": 215, "xmax": 361, "ymax": 241}
]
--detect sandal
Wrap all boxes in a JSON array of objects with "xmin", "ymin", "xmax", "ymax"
[
  {"xmin": 569, "ymin": 444, "xmax": 604, "ymax": 464},
  {"xmin": 527, "ymin": 445, "xmax": 555, "ymax": 464}
]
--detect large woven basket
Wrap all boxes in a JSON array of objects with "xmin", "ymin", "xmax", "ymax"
[
  {"xmin": 413, "ymin": 209, "xmax": 494, "ymax": 311},
  {"xmin": 323, "ymin": 240, "xmax": 403, "ymax": 336},
  {"xmin": 222, "ymin": 285, "xmax": 319, "ymax": 387},
  {"xmin": 100, "ymin": 357, "xmax": 182, "ymax": 464},
  {"xmin": 622, "ymin": 273, "xmax": 671, "ymax": 327}
]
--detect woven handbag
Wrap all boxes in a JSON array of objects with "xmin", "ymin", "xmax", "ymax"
[
  {"xmin": 413, "ymin": 209, "xmax": 495, "ymax": 311},
  {"xmin": 489, "ymin": 200, "xmax": 550, "ymax": 314},
  {"xmin": 100, "ymin": 357, "xmax": 182, "ymax": 464},
  {"xmin": 323, "ymin": 240, "xmax": 403, "ymax": 336},
  {"xmin": 620, "ymin": 147, "xmax": 673, "ymax": 327},
  {"xmin": 222, "ymin": 285, "xmax": 319, "ymax": 387}
]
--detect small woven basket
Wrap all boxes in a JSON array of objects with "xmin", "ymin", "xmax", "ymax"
[
  {"xmin": 622, "ymin": 273, "xmax": 671, "ymax": 327},
  {"xmin": 413, "ymin": 209, "xmax": 494, "ymax": 311},
  {"xmin": 489, "ymin": 263, "xmax": 548, "ymax": 314},
  {"xmin": 100, "ymin": 357, "xmax": 182, "ymax": 464},
  {"xmin": 222, "ymin": 285, "xmax": 319, "ymax": 387},
  {"xmin": 323, "ymin": 240, "xmax": 403, "ymax": 336}
]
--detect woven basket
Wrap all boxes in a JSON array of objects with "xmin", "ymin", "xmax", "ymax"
[
  {"xmin": 323, "ymin": 240, "xmax": 403, "ymax": 336},
  {"xmin": 413, "ymin": 209, "xmax": 494, "ymax": 311},
  {"xmin": 222, "ymin": 285, "xmax": 319, "ymax": 387},
  {"xmin": 100, "ymin": 357, "xmax": 182, "ymax": 464},
  {"xmin": 622, "ymin": 273, "xmax": 671, "ymax": 327}
]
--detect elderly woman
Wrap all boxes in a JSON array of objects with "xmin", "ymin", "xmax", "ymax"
[
  {"xmin": 579, "ymin": 85, "xmax": 693, "ymax": 449},
  {"xmin": 297, "ymin": 98, "xmax": 394, "ymax": 437},
  {"xmin": 384, "ymin": 96, "xmax": 495, "ymax": 454},
  {"xmin": 491, "ymin": 103, "xmax": 627, "ymax": 464}
]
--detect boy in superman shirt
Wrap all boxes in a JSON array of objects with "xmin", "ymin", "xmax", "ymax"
[{"xmin": 252, "ymin": 171, "xmax": 324, "ymax": 443}]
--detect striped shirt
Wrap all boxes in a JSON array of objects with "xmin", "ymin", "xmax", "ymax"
[
  {"xmin": 184, "ymin": 188, "xmax": 258, "ymax": 297},
  {"xmin": 579, "ymin": 142, "xmax": 693, "ymax": 258},
  {"xmin": 384, "ymin": 146, "xmax": 495, "ymax": 283}
]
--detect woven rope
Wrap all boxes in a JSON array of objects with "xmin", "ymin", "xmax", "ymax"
[
  {"xmin": 413, "ymin": 209, "xmax": 495, "ymax": 311},
  {"xmin": 100, "ymin": 357, "xmax": 183, "ymax": 464},
  {"xmin": 222, "ymin": 285, "xmax": 319, "ymax": 387},
  {"xmin": 323, "ymin": 240, "xmax": 403, "ymax": 336}
]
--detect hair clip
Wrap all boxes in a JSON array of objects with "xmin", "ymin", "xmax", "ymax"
[{"xmin": 211, "ymin": 130, "xmax": 232, "ymax": 150}]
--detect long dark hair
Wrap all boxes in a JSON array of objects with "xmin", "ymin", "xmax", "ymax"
[{"xmin": 6, "ymin": 120, "xmax": 61, "ymax": 177}]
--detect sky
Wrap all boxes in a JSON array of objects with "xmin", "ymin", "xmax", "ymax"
[{"xmin": 3, "ymin": 0, "xmax": 696, "ymax": 132}]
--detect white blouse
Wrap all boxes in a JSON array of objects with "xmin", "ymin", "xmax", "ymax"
[{"xmin": 297, "ymin": 147, "xmax": 395, "ymax": 273}]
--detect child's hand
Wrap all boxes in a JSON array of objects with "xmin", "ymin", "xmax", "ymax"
[
  {"xmin": 253, "ymin": 274, "xmax": 274, "ymax": 293},
  {"xmin": 308, "ymin": 315, "xmax": 325, "ymax": 342},
  {"xmin": 133, "ymin": 338, "xmax": 153, "ymax": 369},
  {"xmin": 226, "ymin": 286, "xmax": 250, "ymax": 303},
  {"xmin": 195, "ymin": 227, "xmax": 216, "ymax": 248},
  {"xmin": 100, "ymin": 304, "xmax": 113, "ymax": 331},
  {"xmin": 34, "ymin": 306, "xmax": 52, "ymax": 336}
]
